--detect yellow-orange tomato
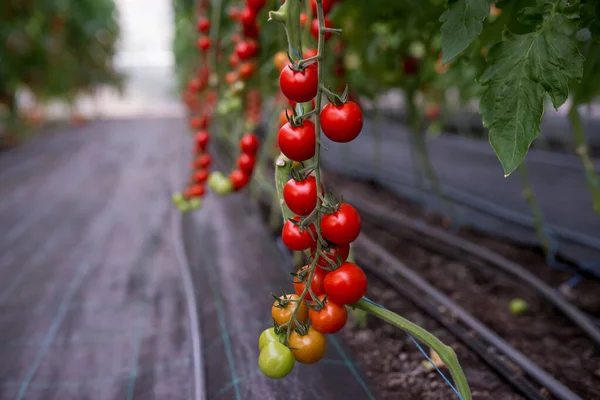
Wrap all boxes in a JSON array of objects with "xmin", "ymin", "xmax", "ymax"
[
  {"xmin": 272, "ymin": 294, "xmax": 308, "ymax": 329},
  {"xmin": 435, "ymin": 53, "xmax": 450, "ymax": 75},
  {"xmin": 288, "ymin": 326, "xmax": 327, "ymax": 364},
  {"xmin": 225, "ymin": 71, "xmax": 239, "ymax": 85},
  {"xmin": 490, "ymin": 3, "xmax": 501, "ymax": 17},
  {"xmin": 274, "ymin": 51, "xmax": 288, "ymax": 72}
]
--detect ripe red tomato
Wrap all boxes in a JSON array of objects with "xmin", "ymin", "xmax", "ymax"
[
  {"xmin": 229, "ymin": 170, "xmax": 250, "ymax": 191},
  {"xmin": 310, "ymin": 242, "xmax": 350, "ymax": 269},
  {"xmin": 229, "ymin": 53, "xmax": 239, "ymax": 68},
  {"xmin": 240, "ymin": 133, "xmax": 259, "ymax": 156},
  {"xmin": 242, "ymin": 21, "xmax": 260, "ymax": 38},
  {"xmin": 235, "ymin": 40, "xmax": 259, "ymax": 60},
  {"xmin": 293, "ymin": 265, "xmax": 327, "ymax": 300},
  {"xmin": 239, "ymin": 62, "xmax": 256, "ymax": 79},
  {"xmin": 190, "ymin": 116, "xmax": 208, "ymax": 130},
  {"xmin": 237, "ymin": 153, "xmax": 256, "ymax": 173},
  {"xmin": 246, "ymin": 0, "xmax": 266, "ymax": 10},
  {"xmin": 403, "ymin": 56, "xmax": 419, "ymax": 75},
  {"xmin": 239, "ymin": 7, "xmax": 256, "ymax": 25},
  {"xmin": 197, "ymin": 17, "xmax": 210, "ymax": 33},
  {"xmin": 228, "ymin": 6, "xmax": 241, "ymax": 21},
  {"xmin": 309, "ymin": 296, "xmax": 348, "ymax": 334},
  {"xmin": 324, "ymin": 262, "xmax": 367, "ymax": 305},
  {"xmin": 283, "ymin": 175, "xmax": 318, "ymax": 215},
  {"xmin": 278, "ymin": 120, "xmax": 316, "ymax": 162},
  {"xmin": 225, "ymin": 71, "xmax": 239, "ymax": 85},
  {"xmin": 282, "ymin": 217, "xmax": 316, "ymax": 251},
  {"xmin": 279, "ymin": 109, "xmax": 291, "ymax": 128},
  {"xmin": 186, "ymin": 185, "xmax": 206, "ymax": 198},
  {"xmin": 311, "ymin": 0, "xmax": 334, "ymax": 15},
  {"xmin": 197, "ymin": 36, "xmax": 211, "ymax": 51},
  {"xmin": 300, "ymin": 12, "xmax": 308, "ymax": 26},
  {"xmin": 321, "ymin": 203, "xmax": 361, "ymax": 245},
  {"xmin": 194, "ymin": 154, "xmax": 212, "ymax": 169},
  {"xmin": 194, "ymin": 169, "xmax": 209, "ymax": 184},
  {"xmin": 195, "ymin": 131, "xmax": 210, "ymax": 151},
  {"xmin": 188, "ymin": 79, "xmax": 201, "ymax": 93},
  {"xmin": 279, "ymin": 64, "xmax": 318, "ymax": 103},
  {"xmin": 310, "ymin": 18, "xmax": 333, "ymax": 41},
  {"xmin": 321, "ymin": 101, "xmax": 363, "ymax": 143}
]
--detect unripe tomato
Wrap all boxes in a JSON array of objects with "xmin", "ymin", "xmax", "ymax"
[
  {"xmin": 194, "ymin": 169, "xmax": 209, "ymax": 184},
  {"xmin": 197, "ymin": 17, "xmax": 210, "ymax": 33},
  {"xmin": 195, "ymin": 131, "xmax": 210, "ymax": 151},
  {"xmin": 311, "ymin": 0, "xmax": 334, "ymax": 15},
  {"xmin": 246, "ymin": 0, "xmax": 266, "ymax": 10},
  {"xmin": 208, "ymin": 172, "xmax": 233, "ymax": 195},
  {"xmin": 309, "ymin": 296, "xmax": 348, "ymax": 334},
  {"xmin": 194, "ymin": 154, "xmax": 212, "ymax": 169},
  {"xmin": 311, "ymin": 18, "xmax": 333, "ymax": 41},
  {"xmin": 293, "ymin": 265, "xmax": 327, "ymax": 300},
  {"xmin": 239, "ymin": 62, "xmax": 256, "ymax": 80},
  {"xmin": 239, "ymin": 7, "xmax": 256, "ymax": 25},
  {"xmin": 321, "ymin": 101, "xmax": 363, "ymax": 143},
  {"xmin": 278, "ymin": 120, "xmax": 316, "ymax": 162},
  {"xmin": 425, "ymin": 103, "xmax": 440, "ymax": 119},
  {"xmin": 197, "ymin": 36, "xmax": 211, "ymax": 51},
  {"xmin": 310, "ymin": 242, "xmax": 350, "ymax": 269},
  {"xmin": 321, "ymin": 203, "xmax": 361, "ymax": 245},
  {"xmin": 289, "ymin": 327, "xmax": 327, "ymax": 364},
  {"xmin": 259, "ymin": 328, "xmax": 280, "ymax": 350},
  {"xmin": 323, "ymin": 262, "xmax": 367, "ymax": 305},
  {"xmin": 237, "ymin": 153, "xmax": 256, "ymax": 173},
  {"xmin": 283, "ymin": 175, "xmax": 318, "ymax": 215},
  {"xmin": 273, "ymin": 51, "xmax": 288, "ymax": 71},
  {"xmin": 279, "ymin": 64, "xmax": 318, "ymax": 103},
  {"xmin": 258, "ymin": 342, "xmax": 295, "ymax": 379},
  {"xmin": 229, "ymin": 169, "xmax": 250, "ymax": 191},
  {"xmin": 282, "ymin": 217, "xmax": 316, "ymax": 251},
  {"xmin": 240, "ymin": 133, "xmax": 259, "ymax": 156},
  {"xmin": 272, "ymin": 294, "xmax": 308, "ymax": 328}
]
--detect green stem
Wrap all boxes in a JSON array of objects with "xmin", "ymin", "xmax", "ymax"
[
  {"xmin": 517, "ymin": 163, "xmax": 552, "ymax": 257},
  {"xmin": 268, "ymin": 0, "xmax": 303, "ymax": 62},
  {"xmin": 568, "ymin": 105, "xmax": 600, "ymax": 214},
  {"xmin": 208, "ymin": 0, "xmax": 223, "ymax": 85},
  {"xmin": 355, "ymin": 298, "xmax": 472, "ymax": 400}
]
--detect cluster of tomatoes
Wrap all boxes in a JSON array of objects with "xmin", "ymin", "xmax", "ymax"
[{"xmin": 258, "ymin": 0, "xmax": 370, "ymax": 380}]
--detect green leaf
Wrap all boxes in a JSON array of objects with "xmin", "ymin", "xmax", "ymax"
[
  {"xmin": 479, "ymin": 13, "xmax": 584, "ymax": 176},
  {"xmin": 440, "ymin": 0, "xmax": 490, "ymax": 64}
]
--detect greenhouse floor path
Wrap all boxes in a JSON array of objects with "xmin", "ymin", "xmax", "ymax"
[{"xmin": 0, "ymin": 119, "xmax": 195, "ymax": 400}]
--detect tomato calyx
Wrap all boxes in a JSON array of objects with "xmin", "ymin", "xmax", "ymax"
[
  {"xmin": 307, "ymin": 294, "xmax": 328, "ymax": 311},
  {"xmin": 323, "ymin": 84, "xmax": 349, "ymax": 106}
]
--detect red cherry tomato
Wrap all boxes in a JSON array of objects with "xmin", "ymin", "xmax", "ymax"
[
  {"xmin": 403, "ymin": 56, "xmax": 419, "ymax": 75},
  {"xmin": 246, "ymin": 0, "xmax": 266, "ymax": 10},
  {"xmin": 320, "ymin": 101, "xmax": 363, "ymax": 143},
  {"xmin": 194, "ymin": 154, "xmax": 212, "ymax": 169},
  {"xmin": 237, "ymin": 153, "xmax": 256, "ymax": 173},
  {"xmin": 225, "ymin": 71, "xmax": 239, "ymax": 85},
  {"xmin": 310, "ymin": 243, "xmax": 350, "ymax": 269},
  {"xmin": 194, "ymin": 169, "xmax": 209, "ymax": 184},
  {"xmin": 190, "ymin": 116, "xmax": 208, "ymax": 130},
  {"xmin": 188, "ymin": 79, "xmax": 201, "ymax": 93},
  {"xmin": 195, "ymin": 131, "xmax": 210, "ymax": 151},
  {"xmin": 278, "ymin": 120, "xmax": 316, "ymax": 162},
  {"xmin": 283, "ymin": 175, "xmax": 318, "ymax": 215},
  {"xmin": 309, "ymin": 296, "xmax": 347, "ymax": 334},
  {"xmin": 239, "ymin": 62, "xmax": 256, "ymax": 80},
  {"xmin": 293, "ymin": 265, "xmax": 327, "ymax": 300},
  {"xmin": 320, "ymin": 203, "xmax": 361, "ymax": 245},
  {"xmin": 235, "ymin": 40, "xmax": 259, "ymax": 60},
  {"xmin": 303, "ymin": 48, "xmax": 318, "ymax": 59},
  {"xmin": 282, "ymin": 217, "xmax": 316, "ymax": 251},
  {"xmin": 323, "ymin": 262, "xmax": 367, "ymax": 305},
  {"xmin": 310, "ymin": 18, "xmax": 333, "ymax": 41},
  {"xmin": 240, "ymin": 133, "xmax": 259, "ymax": 156},
  {"xmin": 310, "ymin": 0, "xmax": 334, "ymax": 15},
  {"xmin": 228, "ymin": 6, "xmax": 241, "ymax": 21},
  {"xmin": 242, "ymin": 22, "xmax": 260, "ymax": 38},
  {"xmin": 229, "ymin": 53, "xmax": 240, "ymax": 68},
  {"xmin": 300, "ymin": 12, "xmax": 308, "ymax": 26},
  {"xmin": 229, "ymin": 170, "xmax": 250, "ymax": 191},
  {"xmin": 197, "ymin": 36, "xmax": 211, "ymax": 51},
  {"xmin": 279, "ymin": 64, "xmax": 318, "ymax": 103},
  {"xmin": 186, "ymin": 185, "xmax": 205, "ymax": 198},
  {"xmin": 197, "ymin": 17, "xmax": 210, "ymax": 33},
  {"xmin": 239, "ymin": 7, "xmax": 257, "ymax": 25}
]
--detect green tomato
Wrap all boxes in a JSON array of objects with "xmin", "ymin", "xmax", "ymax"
[
  {"xmin": 208, "ymin": 172, "xmax": 233, "ymax": 195},
  {"xmin": 179, "ymin": 201, "xmax": 190, "ymax": 213},
  {"xmin": 188, "ymin": 198, "xmax": 202, "ymax": 210},
  {"xmin": 171, "ymin": 192, "xmax": 184, "ymax": 205},
  {"xmin": 258, "ymin": 328, "xmax": 280, "ymax": 350},
  {"xmin": 258, "ymin": 342, "xmax": 295, "ymax": 379},
  {"xmin": 509, "ymin": 298, "xmax": 528, "ymax": 315}
]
